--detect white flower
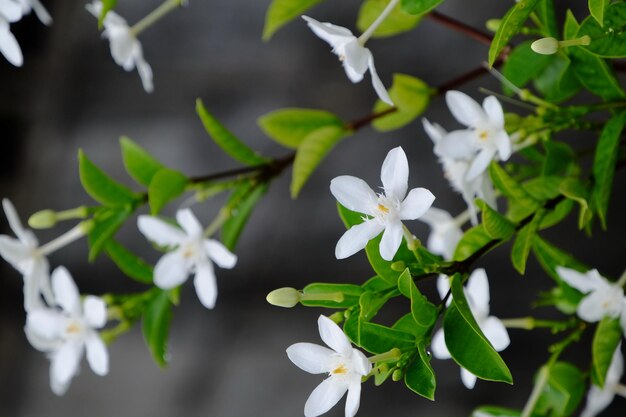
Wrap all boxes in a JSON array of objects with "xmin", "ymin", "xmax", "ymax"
[
  {"xmin": 556, "ymin": 267, "xmax": 626, "ymax": 330},
  {"xmin": 422, "ymin": 118, "xmax": 497, "ymax": 224},
  {"xmin": 580, "ymin": 345, "xmax": 625, "ymax": 417},
  {"xmin": 330, "ymin": 146, "xmax": 435, "ymax": 261},
  {"xmin": 25, "ymin": 266, "xmax": 108, "ymax": 395},
  {"xmin": 418, "ymin": 207, "xmax": 463, "ymax": 261},
  {"xmin": 286, "ymin": 315, "xmax": 371, "ymax": 417},
  {"xmin": 0, "ymin": 0, "xmax": 24, "ymax": 66},
  {"xmin": 435, "ymin": 91, "xmax": 512, "ymax": 181},
  {"xmin": 137, "ymin": 208, "xmax": 237, "ymax": 309},
  {"xmin": 302, "ymin": 15, "xmax": 392, "ymax": 105},
  {"xmin": 431, "ymin": 269, "xmax": 510, "ymax": 389},
  {"xmin": 86, "ymin": 1, "xmax": 154, "ymax": 93},
  {"xmin": 16, "ymin": 0, "xmax": 51, "ymax": 25}
]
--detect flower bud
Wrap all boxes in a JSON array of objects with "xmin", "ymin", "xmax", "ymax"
[
  {"xmin": 531, "ymin": 37, "xmax": 559, "ymax": 55},
  {"xmin": 391, "ymin": 261, "xmax": 406, "ymax": 272},
  {"xmin": 392, "ymin": 369, "xmax": 403, "ymax": 381},
  {"xmin": 328, "ymin": 311, "xmax": 344, "ymax": 324},
  {"xmin": 28, "ymin": 210, "xmax": 58, "ymax": 229},
  {"xmin": 266, "ymin": 287, "xmax": 301, "ymax": 308},
  {"xmin": 486, "ymin": 19, "xmax": 501, "ymax": 32}
]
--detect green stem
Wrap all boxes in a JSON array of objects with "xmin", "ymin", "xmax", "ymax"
[
  {"xmin": 358, "ymin": 0, "xmax": 400, "ymax": 44},
  {"xmin": 368, "ymin": 348, "xmax": 401, "ymax": 363},
  {"xmin": 500, "ymin": 317, "xmax": 577, "ymax": 331},
  {"xmin": 130, "ymin": 0, "xmax": 184, "ymax": 37},
  {"xmin": 100, "ymin": 320, "xmax": 133, "ymax": 345}
]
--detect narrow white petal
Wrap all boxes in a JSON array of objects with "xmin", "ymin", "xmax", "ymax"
[
  {"xmin": 304, "ymin": 378, "xmax": 348, "ymax": 417},
  {"xmin": 577, "ymin": 291, "xmax": 613, "ymax": 323},
  {"xmin": 494, "ymin": 130, "xmax": 512, "ymax": 161},
  {"xmin": 2, "ymin": 198, "xmax": 28, "ymax": 242},
  {"xmin": 318, "ymin": 315, "xmax": 352, "ymax": 356},
  {"xmin": 50, "ymin": 370, "xmax": 70, "ymax": 396},
  {"xmin": 51, "ymin": 341, "xmax": 83, "ymax": 386},
  {"xmin": 434, "ymin": 130, "xmax": 477, "ymax": 160},
  {"xmin": 367, "ymin": 53, "xmax": 392, "ymax": 105},
  {"xmin": 176, "ymin": 209, "xmax": 204, "ymax": 237},
  {"xmin": 0, "ymin": 1, "xmax": 23, "ymax": 21},
  {"xmin": 422, "ymin": 118, "xmax": 447, "ymax": 144},
  {"xmin": 606, "ymin": 344, "xmax": 624, "ymax": 386},
  {"xmin": 461, "ymin": 368, "xmax": 477, "ymax": 389},
  {"xmin": 33, "ymin": 258, "xmax": 54, "ymax": 306},
  {"xmin": 330, "ymin": 175, "xmax": 377, "ymax": 215},
  {"xmin": 379, "ymin": 220, "xmax": 403, "ymax": 261},
  {"xmin": 85, "ymin": 1, "xmax": 102, "ymax": 18},
  {"xmin": 85, "ymin": 333, "xmax": 109, "ymax": 376},
  {"xmin": 0, "ymin": 24, "xmax": 23, "ymax": 67},
  {"xmin": 343, "ymin": 39, "xmax": 369, "ymax": 81},
  {"xmin": 466, "ymin": 269, "xmax": 490, "ymax": 311},
  {"xmin": 399, "ymin": 188, "xmax": 435, "ymax": 220},
  {"xmin": 580, "ymin": 386, "xmax": 616, "ymax": 417},
  {"xmin": 345, "ymin": 381, "xmax": 362, "ymax": 417},
  {"xmin": 302, "ymin": 15, "xmax": 354, "ymax": 47},
  {"xmin": 153, "ymin": 251, "xmax": 189, "ymax": 289},
  {"xmin": 556, "ymin": 267, "xmax": 603, "ymax": 293},
  {"xmin": 351, "ymin": 349, "xmax": 372, "ymax": 376},
  {"xmin": 431, "ymin": 328, "xmax": 451, "ymax": 359},
  {"xmin": 482, "ymin": 96, "xmax": 505, "ymax": 128},
  {"xmin": 335, "ymin": 220, "xmax": 383, "ymax": 260},
  {"xmin": 286, "ymin": 342, "xmax": 335, "ymax": 374},
  {"xmin": 23, "ymin": 272, "xmax": 44, "ymax": 311},
  {"xmin": 445, "ymin": 90, "xmax": 487, "ymax": 128},
  {"xmin": 205, "ymin": 239, "xmax": 237, "ymax": 269},
  {"xmin": 137, "ymin": 215, "xmax": 186, "ymax": 247},
  {"xmin": 83, "ymin": 296, "xmax": 107, "ymax": 329},
  {"xmin": 465, "ymin": 148, "xmax": 497, "ymax": 182},
  {"xmin": 136, "ymin": 54, "xmax": 154, "ymax": 93},
  {"xmin": 420, "ymin": 207, "xmax": 452, "ymax": 227},
  {"xmin": 380, "ymin": 147, "xmax": 409, "ymax": 201},
  {"xmin": 51, "ymin": 266, "xmax": 80, "ymax": 315},
  {"xmin": 0, "ymin": 235, "xmax": 31, "ymax": 269},
  {"xmin": 29, "ymin": 0, "xmax": 52, "ymax": 25},
  {"xmin": 481, "ymin": 316, "xmax": 510, "ymax": 352},
  {"xmin": 436, "ymin": 274, "xmax": 450, "ymax": 301},
  {"xmin": 26, "ymin": 309, "xmax": 65, "ymax": 341},
  {"xmin": 194, "ymin": 261, "xmax": 218, "ymax": 309}
]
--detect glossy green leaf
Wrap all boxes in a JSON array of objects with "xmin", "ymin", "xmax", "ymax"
[
  {"xmin": 539, "ymin": 199, "xmax": 574, "ymax": 230},
  {"xmin": 404, "ymin": 340, "xmax": 436, "ymax": 400},
  {"xmin": 363, "ymin": 275, "xmax": 396, "ymax": 292},
  {"xmin": 142, "ymin": 289, "xmax": 173, "ymax": 367},
  {"xmin": 476, "ymin": 199, "xmax": 515, "ymax": 240},
  {"xmin": 88, "ymin": 208, "xmax": 131, "ymax": 261},
  {"xmin": 543, "ymin": 140, "xmax": 575, "ymax": 177},
  {"xmin": 534, "ymin": 362, "xmax": 585, "ymax": 417},
  {"xmin": 393, "ymin": 314, "xmax": 429, "ymax": 338},
  {"xmin": 502, "ymin": 41, "xmax": 552, "ymax": 94},
  {"xmin": 400, "ymin": 0, "xmax": 444, "ymax": 15},
  {"xmin": 592, "ymin": 317, "xmax": 622, "ymax": 388},
  {"xmin": 488, "ymin": 0, "xmax": 541, "ymax": 66},
  {"xmin": 489, "ymin": 162, "xmax": 540, "ymax": 214},
  {"xmin": 120, "ymin": 136, "xmax": 166, "ymax": 187},
  {"xmin": 79, "ymin": 150, "xmax": 138, "ymax": 207},
  {"xmin": 511, "ymin": 210, "xmax": 544, "ymax": 275},
  {"xmin": 358, "ymin": 0, "xmax": 422, "ymax": 38},
  {"xmin": 104, "ymin": 240, "xmax": 153, "ymax": 284},
  {"xmin": 352, "ymin": 319, "xmax": 416, "ymax": 354},
  {"xmin": 291, "ymin": 125, "xmax": 348, "ymax": 198},
  {"xmin": 148, "ymin": 169, "xmax": 188, "ymax": 215},
  {"xmin": 196, "ymin": 99, "xmax": 267, "ymax": 166},
  {"xmin": 221, "ymin": 183, "xmax": 269, "ymax": 251},
  {"xmin": 258, "ymin": 108, "xmax": 343, "ymax": 149},
  {"xmin": 372, "ymin": 74, "xmax": 431, "ymax": 132},
  {"xmin": 578, "ymin": 3, "xmax": 626, "ymax": 58},
  {"xmin": 453, "ymin": 225, "xmax": 493, "ymax": 262},
  {"xmin": 398, "ymin": 269, "xmax": 437, "ymax": 327},
  {"xmin": 444, "ymin": 274, "xmax": 513, "ymax": 384},
  {"xmin": 301, "ymin": 283, "xmax": 364, "ymax": 308},
  {"xmin": 560, "ymin": 178, "xmax": 592, "ymax": 229},
  {"xmin": 589, "ymin": 0, "xmax": 611, "ymax": 27},
  {"xmin": 591, "ymin": 110, "xmax": 626, "ymax": 228},
  {"xmin": 536, "ymin": 0, "xmax": 558, "ymax": 37},
  {"xmin": 262, "ymin": 0, "xmax": 324, "ymax": 40},
  {"xmin": 533, "ymin": 54, "xmax": 581, "ymax": 103}
]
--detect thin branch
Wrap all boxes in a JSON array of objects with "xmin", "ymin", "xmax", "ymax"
[{"xmin": 428, "ymin": 11, "xmax": 493, "ymax": 46}]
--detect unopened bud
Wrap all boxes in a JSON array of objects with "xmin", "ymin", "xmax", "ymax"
[
  {"xmin": 392, "ymin": 369, "xmax": 403, "ymax": 382},
  {"xmin": 391, "ymin": 261, "xmax": 406, "ymax": 272},
  {"xmin": 79, "ymin": 219, "xmax": 95, "ymax": 233},
  {"xmin": 486, "ymin": 19, "xmax": 501, "ymax": 32},
  {"xmin": 28, "ymin": 210, "xmax": 58, "ymax": 229},
  {"xmin": 266, "ymin": 287, "xmax": 301, "ymax": 308},
  {"xmin": 531, "ymin": 37, "xmax": 559, "ymax": 55},
  {"xmin": 328, "ymin": 311, "xmax": 344, "ymax": 324}
]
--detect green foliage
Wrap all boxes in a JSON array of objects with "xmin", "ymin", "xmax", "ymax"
[
  {"xmin": 104, "ymin": 240, "xmax": 153, "ymax": 284},
  {"xmin": 148, "ymin": 169, "xmax": 188, "ymax": 215},
  {"xmin": 533, "ymin": 55, "xmax": 581, "ymax": 103},
  {"xmin": 196, "ymin": 99, "xmax": 268, "ymax": 166},
  {"xmin": 300, "ymin": 283, "xmax": 363, "ymax": 308},
  {"xmin": 488, "ymin": 0, "xmax": 541, "ymax": 66},
  {"xmin": 88, "ymin": 208, "xmax": 132, "ymax": 261},
  {"xmin": 258, "ymin": 108, "xmax": 343, "ymax": 149},
  {"xmin": 357, "ymin": 0, "xmax": 422, "ymax": 38},
  {"xmin": 372, "ymin": 74, "xmax": 431, "ymax": 132},
  {"xmin": 592, "ymin": 317, "xmax": 622, "ymax": 388},
  {"xmin": 579, "ymin": 3, "xmax": 626, "ymax": 58},
  {"xmin": 400, "ymin": 0, "xmax": 444, "ymax": 15},
  {"xmin": 221, "ymin": 183, "xmax": 269, "ymax": 251},
  {"xmin": 344, "ymin": 313, "xmax": 416, "ymax": 354},
  {"xmin": 511, "ymin": 210, "xmax": 544, "ymax": 275},
  {"xmin": 533, "ymin": 362, "xmax": 585, "ymax": 417},
  {"xmin": 120, "ymin": 136, "xmax": 166, "ymax": 187},
  {"xmin": 502, "ymin": 41, "xmax": 552, "ymax": 94},
  {"xmin": 263, "ymin": 0, "xmax": 324, "ymax": 40},
  {"xmin": 142, "ymin": 289, "xmax": 173, "ymax": 367},
  {"xmin": 589, "ymin": 0, "xmax": 610, "ymax": 27},
  {"xmin": 404, "ymin": 340, "xmax": 436, "ymax": 400},
  {"xmin": 476, "ymin": 199, "xmax": 515, "ymax": 240},
  {"xmin": 79, "ymin": 150, "xmax": 138, "ymax": 207},
  {"xmin": 489, "ymin": 162, "xmax": 540, "ymax": 221},
  {"xmin": 559, "ymin": 178, "xmax": 592, "ymax": 229},
  {"xmin": 535, "ymin": 0, "xmax": 558, "ymax": 37},
  {"xmin": 397, "ymin": 269, "xmax": 437, "ymax": 327},
  {"xmin": 453, "ymin": 225, "xmax": 493, "ymax": 262}
]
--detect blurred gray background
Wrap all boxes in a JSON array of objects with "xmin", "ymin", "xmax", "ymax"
[{"xmin": 0, "ymin": 0, "xmax": 625, "ymax": 416}]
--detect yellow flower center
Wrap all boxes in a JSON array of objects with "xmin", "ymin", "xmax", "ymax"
[
  {"xmin": 478, "ymin": 130, "xmax": 489, "ymax": 141},
  {"xmin": 332, "ymin": 364, "xmax": 348, "ymax": 375},
  {"xmin": 66, "ymin": 322, "xmax": 81, "ymax": 334},
  {"xmin": 377, "ymin": 204, "xmax": 390, "ymax": 214}
]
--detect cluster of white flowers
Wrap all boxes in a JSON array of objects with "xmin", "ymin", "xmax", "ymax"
[{"xmin": 0, "ymin": 0, "xmax": 50, "ymax": 66}]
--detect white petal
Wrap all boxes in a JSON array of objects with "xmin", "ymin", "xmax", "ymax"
[
  {"xmin": 51, "ymin": 266, "xmax": 80, "ymax": 315},
  {"xmin": 25, "ymin": 323, "xmax": 60, "ymax": 351},
  {"xmin": 330, "ymin": 175, "xmax": 377, "ymax": 215},
  {"xmin": 422, "ymin": 118, "xmax": 447, "ymax": 144},
  {"xmin": 176, "ymin": 209, "xmax": 204, "ymax": 237},
  {"xmin": 33, "ymin": 258, "xmax": 54, "ymax": 306},
  {"xmin": 83, "ymin": 296, "xmax": 107, "ymax": 329},
  {"xmin": 351, "ymin": 348, "xmax": 372, "ymax": 376},
  {"xmin": 335, "ymin": 220, "xmax": 383, "ymax": 260},
  {"xmin": 481, "ymin": 316, "xmax": 510, "ymax": 352},
  {"xmin": 577, "ymin": 291, "xmax": 613, "ymax": 323},
  {"xmin": 85, "ymin": 333, "xmax": 109, "ymax": 376},
  {"xmin": 399, "ymin": 188, "xmax": 435, "ymax": 220},
  {"xmin": 380, "ymin": 147, "xmax": 409, "ymax": 202},
  {"xmin": 194, "ymin": 261, "xmax": 217, "ymax": 309},
  {"xmin": 420, "ymin": 207, "xmax": 453, "ymax": 227},
  {"xmin": 466, "ymin": 269, "xmax": 490, "ymax": 312},
  {"xmin": 302, "ymin": 15, "xmax": 354, "ymax": 47},
  {"xmin": 286, "ymin": 342, "xmax": 335, "ymax": 374},
  {"xmin": 85, "ymin": 1, "xmax": 102, "ymax": 18},
  {"xmin": 137, "ymin": 215, "xmax": 186, "ymax": 247},
  {"xmin": 494, "ymin": 130, "xmax": 512, "ymax": 161},
  {"xmin": 482, "ymin": 96, "xmax": 505, "ymax": 129},
  {"xmin": 436, "ymin": 274, "xmax": 450, "ymax": 301},
  {"xmin": 153, "ymin": 251, "xmax": 189, "ymax": 289},
  {"xmin": 379, "ymin": 219, "xmax": 403, "ymax": 261},
  {"xmin": 367, "ymin": 53, "xmax": 392, "ymax": 105},
  {"xmin": 50, "ymin": 371, "xmax": 70, "ymax": 396},
  {"xmin": 465, "ymin": 148, "xmax": 497, "ymax": 181},
  {"xmin": 556, "ymin": 267, "xmax": 604, "ymax": 293},
  {"xmin": 304, "ymin": 378, "xmax": 348, "ymax": 417},
  {"xmin": 445, "ymin": 90, "xmax": 487, "ymax": 128},
  {"xmin": 51, "ymin": 341, "xmax": 83, "ymax": 386},
  {"xmin": 580, "ymin": 385, "xmax": 615, "ymax": 417},
  {"xmin": 434, "ymin": 130, "xmax": 477, "ymax": 160},
  {"xmin": 26, "ymin": 309, "xmax": 64, "ymax": 342},
  {"xmin": 461, "ymin": 368, "xmax": 477, "ymax": 389},
  {"xmin": 318, "ymin": 314, "xmax": 352, "ymax": 356},
  {"xmin": 0, "ymin": 235, "xmax": 31, "ymax": 269},
  {"xmin": 345, "ymin": 381, "xmax": 362, "ymax": 417},
  {"xmin": 0, "ymin": 1, "xmax": 23, "ymax": 21},
  {"xmin": 136, "ymin": 55, "xmax": 154, "ymax": 93},
  {"xmin": 23, "ymin": 272, "xmax": 44, "ymax": 311},
  {"xmin": 343, "ymin": 39, "xmax": 369, "ymax": 82},
  {"xmin": 0, "ymin": 22, "xmax": 22, "ymax": 66},
  {"xmin": 431, "ymin": 328, "xmax": 451, "ymax": 359},
  {"xmin": 205, "ymin": 239, "xmax": 237, "ymax": 269},
  {"xmin": 29, "ymin": 0, "xmax": 52, "ymax": 25},
  {"xmin": 606, "ymin": 344, "xmax": 624, "ymax": 386},
  {"xmin": 2, "ymin": 198, "xmax": 28, "ymax": 242}
]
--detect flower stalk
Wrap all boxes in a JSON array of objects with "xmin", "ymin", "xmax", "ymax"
[
  {"xmin": 130, "ymin": 0, "xmax": 185, "ymax": 37},
  {"xmin": 357, "ymin": 0, "xmax": 400, "ymax": 44}
]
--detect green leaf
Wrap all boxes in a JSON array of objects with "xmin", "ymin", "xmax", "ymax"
[
  {"xmin": 535, "ymin": 0, "xmax": 558, "ymax": 37},
  {"xmin": 104, "ymin": 240, "xmax": 153, "ymax": 284},
  {"xmin": 347, "ymin": 317, "xmax": 416, "ymax": 354},
  {"xmin": 262, "ymin": 0, "xmax": 324, "ymax": 40},
  {"xmin": 372, "ymin": 74, "xmax": 431, "ymax": 132},
  {"xmin": 589, "ymin": 0, "xmax": 610, "ymax": 27},
  {"xmin": 472, "ymin": 406, "xmax": 525, "ymax": 417},
  {"xmin": 476, "ymin": 199, "xmax": 516, "ymax": 240},
  {"xmin": 534, "ymin": 362, "xmax": 585, "ymax": 417},
  {"xmin": 488, "ymin": 0, "xmax": 541, "ymax": 66},
  {"xmin": 393, "ymin": 313, "xmax": 429, "ymax": 338},
  {"xmin": 258, "ymin": 108, "xmax": 343, "ymax": 149},
  {"xmin": 358, "ymin": 0, "xmax": 422, "ymax": 38},
  {"xmin": 398, "ymin": 269, "xmax": 437, "ymax": 327},
  {"xmin": 404, "ymin": 340, "xmax": 436, "ymax": 400},
  {"xmin": 359, "ymin": 290, "xmax": 397, "ymax": 322},
  {"xmin": 501, "ymin": 41, "xmax": 552, "ymax": 94},
  {"xmin": 98, "ymin": 0, "xmax": 117, "ymax": 28},
  {"xmin": 301, "ymin": 283, "xmax": 364, "ymax": 308},
  {"xmin": 148, "ymin": 169, "xmax": 188, "ymax": 215},
  {"xmin": 543, "ymin": 140, "xmax": 575, "ymax": 177},
  {"xmin": 142, "ymin": 290, "xmax": 173, "ymax": 367},
  {"xmin": 88, "ymin": 208, "xmax": 131, "ymax": 261},
  {"xmin": 79, "ymin": 150, "xmax": 138, "ymax": 207},
  {"xmin": 444, "ymin": 274, "xmax": 513, "ymax": 384},
  {"xmin": 592, "ymin": 317, "xmax": 622, "ymax": 388},
  {"xmin": 591, "ymin": 110, "xmax": 626, "ymax": 228},
  {"xmin": 120, "ymin": 136, "xmax": 166, "ymax": 187},
  {"xmin": 578, "ymin": 3, "xmax": 626, "ymax": 58},
  {"xmin": 363, "ymin": 275, "xmax": 396, "ymax": 292},
  {"xmin": 532, "ymin": 236, "xmax": 588, "ymax": 282},
  {"xmin": 533, "ymin": 54, "xmax": 581, "ymax": 103},
  {"xmin": 511, "ymin": 210, "xmax": 545, "ymax": 275},
  {"xmin": 489, "ymin": 162, "xmax": 540, "ymax": 215},
  {"xmin": 453, "ymin": 225, "xmax": 493, "ymax": 262},
  {"xmin": 400, "ymin": 0, "xmax": 444, "ymax": 15},
  {"xmin": 291, "ymin": 125, "xmax": 348, "ymax": 198},
  {"xmin": 560, "ymin": 178, "xmax": 592, "ymax": 229},
  {"xmin": 221, "ymin": 183, "xmax": 269, "ymax": 251},
  {"xmin": 196, "ymin": 99, "xmax": 267, "ymax": 166}
]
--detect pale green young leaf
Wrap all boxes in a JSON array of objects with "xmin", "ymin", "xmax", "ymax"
[
  {"xmin": 592, "ymin": 317, "xmax": 622, "ymax": 388},
  {"xmin": 578, "ymin": 3, "xmax": 626, "ymax": 58},
  {"xmin": 488, "ymin": 0, "xmax": 541, "ymax": 66},
  {"xmin": 397, "ymin": 269, "xmax": 437, "ymax": 327},
  {"xmin": 104, "ymin": 239, "xmax": 153, "ymax": 284},
  {"xmin": 353, "ymin": 319, "xmax": 416, "ymax": 354},
  {"xmin": 120, "ymin": 136, "xmax": 166, "ymax": 187},
  {"xmin": 589, "ymin": 0, "xmax": 610, "ymax": 27},
  {"xmin": 404, "ymin": 340, "xmax": 436, "ymax": 400},
  {"xmin": 300, "ymin": 283, "xmax": 364, "ymax": 308},
  {"xmin": 142, "ymin": 289, "xmax": 173, "ymax": 368},
  {"xmin": 148, "ymin": 169, "xmax": 188, "ymax": 215},
  {"xmin": 88, "ymin": 208, "xmax": 132, "ymax": 261},
  {"xmin": 357, "ymin": 0, "xmax": 422, "ymax": 38},
  {"xmin": 476, "ymin": 199, "xmax": 516, "ymax": 240},
  {"xmin": 372, "ymin": 74, "xmax": 431, "ymax": 132},
  {"xmin": 533, "ymin": 362, "xmax": 585, "ymax": 417},
  {"xmin": 559, "ymin": 178, "xmax": 593, "ymax": 229},
  {"xmin": 257, "ymin": 108, "xmax": 343, "ymax": 149},
  {"xmin": 453, "ymin": 225, "xmax": 493, "ymax": 262},
  {"xmin": 262, "ymin": 0, "xmax": 324, "ymax": 40},
  {"xmin": 221, "ymin": 183, "xmax": 269, "ymax": 251},
  {"xmin": 471, "ymin": 406, "xmax": 523, "ymax": 417},
  {"xmin": 400, "ymin": 0, "xmax": 444, "ymax": 15},
  {"xmin": 511, "ymin": 210, "xmax": 545, "ymax": 275},
  {"xmin": 79, "ymin": 150, "xmax": 138, "ymax": 207},
  {"xmin": 533, "ymin": 54, "xmax": 581, "ymax": 103},
  {"xmin": 489, "ymin": 162, "xmax": 540, "ymax": 219},
  {"xmin": 501, "ymin": 41, "xmax": 552, "ymax": 95}
]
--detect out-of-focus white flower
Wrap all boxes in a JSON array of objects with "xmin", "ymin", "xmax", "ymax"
[
  {"xmin": 86, "ymin": 1, "xmax": 154, "ymax": 93},
  {"xmin": 138, "ymin": 208, "xmax": 237, "ymax": 309},
  {"xmin": 302, "ymin": 15, "xmax": 392, "ymax": 105},
  {"xmin": 580, "ymin": 345, "xmax": 625, "ymax": 417},
  {"xmin": 431, "ymin": 269, "xmax": 510, "ymax": 389},
  {"xmin": 331, "ymin": 146, "xmax": 435, "ymax": 261},
  {"xmin": 25, "ymin": 266, "xmax": 108, "ymax": 395},
  {"xmin": 16, "ymin": 0, "xmax": 51, "ymax": 25},
  {"xmin": 419, "ymin": 207, "xmax": 463, "ymax": 261},
  {"xmin": 0, "ymin": 0, "xmax": 24, "ymax": 66},
  {"xmin": 287, "ymin": 315, "xmax": 371, "ymax": 417}
]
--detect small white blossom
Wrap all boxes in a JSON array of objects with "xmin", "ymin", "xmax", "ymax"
[
  {"xmin": 580, "ymin": 345, "xmax": 625, "ymax": 417},
  {"xmin": 302, "ymin": 15, "xmax": 392, "ymax": 105},
  {"xmin": 435, "ymin": 91, "xmax": 512, "ymax": 181},
  {"xmin": 25, "ymin": 266, "xmax": 108, "ymax": 395},
  {"xmin": 137, "ymin": 208, "xmax": 237, "ymax": 309},
  {"xmin": 0, "ymin": 0, "xmax": 24, "ymax": 66},
  {"xmin": 331, "ymin": 146, "xmax": 435, "ymax": 261},
  {"xmin": 16, "ymin": 0, "xmax": 51, "ymax": 25},
  {"xmin": 86, "ymin": 1, "xmax": 154, "ymax": 93},
  {"xmin": 287, "ymin": 315, "xmax": 371, "ymax": 417},
  {"xmin": 431, "ymin": 269, "xmax": 510, "ymax": 389},
  {"xmin": 419, "ymin": 207, "xmax": 463, "ymax": 261}
]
